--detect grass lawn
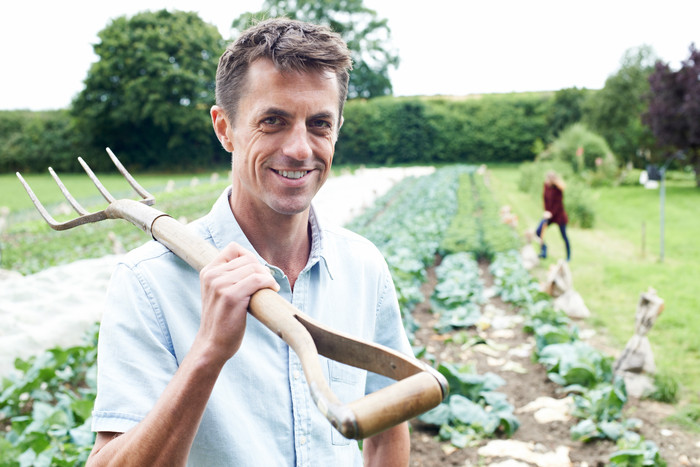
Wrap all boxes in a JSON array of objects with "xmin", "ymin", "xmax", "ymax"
[
  {"xmin": 489, "ymin": 165, "xmax": 700, "ymax": 405},
  {"xmin": 0, "ymin": 171, "xmax": 230, "ymax": 274}
]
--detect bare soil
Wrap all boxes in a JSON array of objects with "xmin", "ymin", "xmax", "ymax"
[{"xmin": 408, "ymin": 259, "xmax": 700, "ymax": 466}]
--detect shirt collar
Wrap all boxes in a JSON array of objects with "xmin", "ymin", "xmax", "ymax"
[{"xmin": 204, "ymin": 187, "xmax": 333, "ymax": 279}]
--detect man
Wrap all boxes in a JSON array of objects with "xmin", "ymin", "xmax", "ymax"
[{"xmin": 87, "ymin": 18, "xmax": 411, "ymax": 466}]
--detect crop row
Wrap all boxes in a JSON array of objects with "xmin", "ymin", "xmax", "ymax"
[
  {"xmin": 349, "ymin": 167, "xmax": 523, "ymax": 445},
  {"xmin": 489, "ymin": 251, "xmax": 665, "ymax": 466}
]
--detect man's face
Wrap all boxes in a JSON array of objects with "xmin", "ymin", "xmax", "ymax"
[{"xmin": 217, "ymin": 59, "xmax": 341, "ymax": 218}]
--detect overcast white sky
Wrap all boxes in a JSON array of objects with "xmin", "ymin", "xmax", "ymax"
[{"xmin": 1, "ymin": 0, "xmax": 698, "ymax": 111}]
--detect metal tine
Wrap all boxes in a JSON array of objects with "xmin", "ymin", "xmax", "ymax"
[
  {"xmin": 15, "ymin": 172, "xmax": 63, "ymax": 228},
  {"xmin": 78, "ymin": 157, "xmax": 117, "ymax": 204},
  {"xmin": 105, "ymin": 147, "xmax": 155, "ymax": 204},
  {"xmin": 17, "ymin": 169, "xmax": 110, "ymax": 231},
  {"xmin": 48, "ymin": 167, "xmax": 89, "ymax": 216}
]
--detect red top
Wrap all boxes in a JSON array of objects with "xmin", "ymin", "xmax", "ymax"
[{"xmin": 544, "ymin": 183, "xmax": 568, "ymax": 225}]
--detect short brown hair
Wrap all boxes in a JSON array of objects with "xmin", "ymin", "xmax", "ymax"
[{"xmin": 215, "ymin": 18, "xmax": 352, "ymax": 124}]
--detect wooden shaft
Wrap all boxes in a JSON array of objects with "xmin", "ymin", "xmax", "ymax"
[{"xmin": 116, "ymin": 206, "xmax": 447, "ymax": 439}]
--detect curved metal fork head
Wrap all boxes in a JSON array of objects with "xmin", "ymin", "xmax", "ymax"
[{"xmin": 16, "ymin": 148, "xmax": 155, "ymax": 231}]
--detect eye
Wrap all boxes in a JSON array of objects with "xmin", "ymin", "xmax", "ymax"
[
  {"xmin": 310, "ymin": 119, "xmax": 332, "ymax": 130},
  {"xmin": 262, "ymin": 116, "xmax": 284, "ymax": 126}
]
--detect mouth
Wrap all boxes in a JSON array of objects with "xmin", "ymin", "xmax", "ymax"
[{"xmin": 273, "ymin": 169, "xmax": 310, "ymax": 180}]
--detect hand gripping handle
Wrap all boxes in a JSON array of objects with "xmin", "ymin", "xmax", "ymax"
[{"xmin": 117, "ymin": 203, "xmax": 448, "ymax": 439}]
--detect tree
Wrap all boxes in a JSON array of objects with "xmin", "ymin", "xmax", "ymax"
[
  {"xmin": 547, "ymin": 87, "xmax": 589, "ymax": 140},
  {"xmin": 72, "ymin": 10, "xmax": 226, "ymax": 171},
  {"xmin": 583, "ymin": 45, "xmax": 657, "ymax": 165},
  {"xmin": 231, "ymin": 0, "xmax": 399, "ymax": 99},
  {"xmin": 644, "ymin": 43, "xmax": 700, "ymax": 186}
]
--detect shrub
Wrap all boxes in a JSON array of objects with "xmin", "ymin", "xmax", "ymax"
[{"xmin": 537, "ymin": 123, "xmax": 618, "ymax": 186}]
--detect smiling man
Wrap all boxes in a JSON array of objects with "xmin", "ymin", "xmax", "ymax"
[{"xmin": 87, "ymin": 18, "xmax": 411, "ymax": 466}]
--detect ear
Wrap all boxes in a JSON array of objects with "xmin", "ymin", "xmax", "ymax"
[{"xmin": 211, "ymin": 105, "xmax": 234, "ymax": 152}]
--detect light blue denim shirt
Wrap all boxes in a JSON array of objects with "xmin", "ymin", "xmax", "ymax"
[{"xmin": 92, "ymin": 187, "xmax": 412, "ymax": 466}]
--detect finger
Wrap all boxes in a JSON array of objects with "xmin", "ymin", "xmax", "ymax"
[{"xmin": 204, "ymin": 262, "xmax": 275, "ymax": 291}]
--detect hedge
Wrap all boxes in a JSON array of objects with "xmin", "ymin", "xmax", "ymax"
[{"xmin": 2, "ymin": 92, "xmax": 553, "ymax": 173}]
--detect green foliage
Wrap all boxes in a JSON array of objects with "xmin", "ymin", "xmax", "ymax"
[
  {"xmin": 418, "ymin": 363, "xmax": 519, "ymax": 447},
  {"xmin": 336, "ymin": 94, "xmax": 550, "ymax": 166},
  {"xmin": 441, "ymin": 170, "xmax": 520, "ymax": 259},
  {"xmin": 584, "ymin": 45, "xmax": 657, "ymax": 164},
  {"xmin": 232, "ymin": 0, "xmax": 398, "ymax": 99},
  {"xmin": 609, "ymin": 431, "xmax": 666, "ymax": 467},
  {"xmin": 537, "ymin": 123, "xmax": 618, "ymax": 183},
  {"xmin": 71, "ymin": 10, "xmax": 227, "ymax": 172},
  {"xmin": 430, "ymin": 253, "xmax": 485, "ymax": 333},
  {"xmin": 488, "ymin": 250, "xmax": 544, "ymax": 306},
  {"xmin": 1, "ymin": 173, "xmax": 230, "ymax": 274},
  {"xmin": 547, "ymin": 87, "xmax": 590, "ymax": 140},
  {"xmin": 667, "ymin": 404, "xmax": 700, "ymax": 433},
  {"xmin": 0, "ymin": 110, "xmax": 91, "ymax": 173},
  {"xmin": 347, "ymin": 167, "xmax": 464, "ymax": 337},
  {"xmin": 647, "ymin": 372, "xmax": 679, "ymax": 403},
  {"xmin": 0, "ymin": 326, "xmax": 98, "ymax": 466},
  {"xmin": 489, "ymin": 251, "xmax": 664, "ymax": 456}
]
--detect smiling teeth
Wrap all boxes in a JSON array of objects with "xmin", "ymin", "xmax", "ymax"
[{"xmin": 278, "ymin": 170, "xmax": 307, "ymax": 179}]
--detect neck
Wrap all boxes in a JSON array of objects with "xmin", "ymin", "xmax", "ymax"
[{"xmin": 229, "ymin": 196, "xmax": 311, "ymax": 289}]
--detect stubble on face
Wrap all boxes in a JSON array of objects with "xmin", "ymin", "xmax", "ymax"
[{"xmin": 227, "ymin": 59, "xmax": 341, "ymax": 220}]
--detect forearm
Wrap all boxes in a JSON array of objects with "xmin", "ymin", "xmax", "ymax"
[
  {"xmin": 87, "ymin": 345, "xmax": 223, "ymax": 466},
  {"xmin": 363, "ymin": 422, "xmax": 410, "ymax": 467}
]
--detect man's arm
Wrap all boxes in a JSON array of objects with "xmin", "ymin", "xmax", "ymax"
[
  {"xmin": 362, "ymin": 422, "xmax": 410, "ymax": 467},
  {"xmin": 87, "ymin": 243, "xmax": 279, "ymax": 466}
]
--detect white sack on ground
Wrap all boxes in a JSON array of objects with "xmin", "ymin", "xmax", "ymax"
[
  {"xmin": 553, "ymin": 289, "xmax": 591, "ymax": 319},
  {"xmin": 542, "ymin": 260, "xmax": 573, "ymax": 298},
  {"xmin": 614, "ymin": 287, "xmax": 664, "ymax": 375}
]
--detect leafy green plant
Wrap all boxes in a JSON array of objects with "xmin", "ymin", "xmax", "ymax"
[
  {"xmin": 0, "ymin": 326, "xmax": 98, "ymax": 466},
  {"xmin": 488, "ymin": 250, "xmax": 544, "ymax": 307},
  {"xmin": 430, "ymin": 252, "xmax": 485, "ymax": 333},
  {"xmin": 348, "ymin": 167, "xmax": 467, "ymax": 338},
  {"xmin": 441, "ymin": 171, "xmax": 519, "ymax": 260},
  {"xmin": 538, "ymin": 341, "xmax": 612, "ymax": 388},
  {"xmin": 418, "ymin": 363, "xmax": 519, "ymax": 447},
  {"xmin": 570, "ymin": 378, "xmax": 634, "ymax": 442},
  {"xmin": 609, "ymin": 431, "xmax": 667, "ymax": 466}
]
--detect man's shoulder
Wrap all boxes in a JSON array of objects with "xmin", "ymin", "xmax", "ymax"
[
  {"xmin": 119, "ymin": 216, "xmax": 211, "ymax": 271},
  {"xmin": 320, "ymin": 223, "xmax": 386, "ymax": 267},
  {"xmin": 322, "ymin": 223, "xmax": 376, "ymax": 248}
]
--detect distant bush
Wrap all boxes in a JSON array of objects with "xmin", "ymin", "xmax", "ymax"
[
  {"xmin": 0, "ymin": 111, "xmax": 91, "ymax": 173},
  {"xmin": 536, "ymin": 123, "xmax": 618, "ymax": 187}
]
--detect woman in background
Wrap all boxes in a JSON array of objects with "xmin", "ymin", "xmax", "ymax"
[{"xmin": 536, "ymin": 171, "xmax": 571, "ymax": 261}]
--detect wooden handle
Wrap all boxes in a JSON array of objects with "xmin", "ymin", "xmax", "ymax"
[{"xmin": 146, "ymin": 212, "xmax": 447, "ymax": 439}]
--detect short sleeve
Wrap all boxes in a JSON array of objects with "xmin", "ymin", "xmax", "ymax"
[{"xmin": 91, "ymin": 262, "xmax": 179, "ymax": 433}]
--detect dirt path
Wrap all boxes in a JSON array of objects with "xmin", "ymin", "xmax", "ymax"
[{"xmin": 408, "ymin": 259, "xmax": 700, "ymax": 466}]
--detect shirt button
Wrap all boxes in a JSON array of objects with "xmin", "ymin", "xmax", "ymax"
[
  {"xmin": 300, "ymin": 435, "xmax": 307, "ymax": 445},
  {"xmin": 293, "ymin": 370, "xmax": 300, "ymax": 380}
]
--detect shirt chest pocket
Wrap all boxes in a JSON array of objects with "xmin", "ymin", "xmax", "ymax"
[{"xmin": 328, "ymin": 361, "xmax": 366, "ymax": 446}]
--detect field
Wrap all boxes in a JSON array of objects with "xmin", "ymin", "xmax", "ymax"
[
  {"xmin": 1, "ymin": 164, "xmax": 699, "ymax": 465},
  {"xmin": 489, "ymin": 166, "xmax": 700, "ymax": 403}
]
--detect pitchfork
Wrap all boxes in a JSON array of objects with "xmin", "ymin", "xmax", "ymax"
[{"xmin": 16, "ymin": 148, "xmax": 448, "ymax": 440}]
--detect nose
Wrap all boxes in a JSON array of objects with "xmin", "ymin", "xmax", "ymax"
[{"xmin": 281, "ymin": 122, "xmax": 313, "ymax": 161}]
